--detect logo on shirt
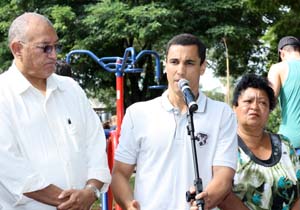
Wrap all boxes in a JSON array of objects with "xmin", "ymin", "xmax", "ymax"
[{"xmin": 195, "ymin": 132, "xmax": 208, "ymax": 146}]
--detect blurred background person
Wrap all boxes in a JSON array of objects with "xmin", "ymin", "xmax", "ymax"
[
  {"xmin": 268, "ymin": 36, "xmax": 300, "ymax": 155},
  {"xmin": 110, "ymin": 115, "xmax": 117, "ymax": 130}
]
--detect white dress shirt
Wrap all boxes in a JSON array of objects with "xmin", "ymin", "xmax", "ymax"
[{"xmin": 0, "ymin": 63, "xmax": 111, "ymax": 209}]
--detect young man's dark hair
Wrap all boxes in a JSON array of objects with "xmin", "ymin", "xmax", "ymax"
[{"xmin": 165, "ymin": 33, "xmax": 206, "ymax": 65}]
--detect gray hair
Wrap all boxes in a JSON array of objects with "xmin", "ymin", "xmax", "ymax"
[{"xmin": 8, "ymin": 12, "xmax": 53, "ymax": 44}]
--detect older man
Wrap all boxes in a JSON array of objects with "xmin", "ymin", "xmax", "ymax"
[{"xmin": 0, "ymin": 12, "xmax": 111, "ymax": 210}]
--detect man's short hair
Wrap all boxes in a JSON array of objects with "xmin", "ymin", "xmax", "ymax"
[
  {"xmin": 8, "ymin": 12, "xmax": 53, "ymax": 44},
  {"xmin": 278, "ymin": 36, "xmax": 300, "ymax": 61},
  {"xmin": 165, "ymin": 33, "xmax": 206, "ymax": 65}
]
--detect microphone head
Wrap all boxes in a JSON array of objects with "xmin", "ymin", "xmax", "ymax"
[
  {"xmin": 178, "ymin": 78, "xmax": 189, "ymax": 90},
  {"xmin": 178, "ymin": 78, "xmax": 198, "ymax": 112}
]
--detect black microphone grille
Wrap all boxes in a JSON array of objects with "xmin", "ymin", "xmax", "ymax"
[{"xmin": 178, "ymin": 79, "xmax": 189, "ymax": 89}]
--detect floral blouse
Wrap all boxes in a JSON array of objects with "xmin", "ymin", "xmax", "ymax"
[{"xmin": 233, "ymin": 133, "xmax": 300, "ymax": 210}]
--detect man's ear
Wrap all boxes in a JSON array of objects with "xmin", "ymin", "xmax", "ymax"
[
  {"xmin": 200, "ymin": 60, "xmax": 206, "ymax": 75},
  {"xmin": 279, "ymin": 49, "xmax": 286, "ymax": 61},
  {"xmin": 10, "ymin": 41, "xmax": 23, "ymax": 58},
  {"xmin": 232, "ymin": 105, "xmax": 237, "ymax": 112}
]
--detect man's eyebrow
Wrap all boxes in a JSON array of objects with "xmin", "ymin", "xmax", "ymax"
[
  {"xmin": 36, "ymin": 39, "xmax": 60, "ymax": 45},
  {"xmin": 185, "ymin": 59, "xmax": 196, "ymax": 63}
]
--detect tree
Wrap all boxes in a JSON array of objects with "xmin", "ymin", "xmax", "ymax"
[
  {"xmin": 1, "ymin": 0, "xmax": 299, "ymax": 116},
  {"xmin": 266, "ymin": 105, "xmax": 281, "ymax": 133},
  {"xmin": 246, "ymin": 0, "xmax": 300, "ymax": 70},
  {"xmin": 71, "ymin": 1, "xmax": 176, "ymax": 108}
]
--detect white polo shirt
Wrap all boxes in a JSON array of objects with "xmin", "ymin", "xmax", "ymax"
[
  {"xmin": 115, "ymin": 90, "xmax": 237, "ymax": 210},
  {"xmin": 0, "ymin": 63, "xmax": 111, "ymax": 209}
]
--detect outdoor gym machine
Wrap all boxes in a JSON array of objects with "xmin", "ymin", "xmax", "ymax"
[{"xmin": 66, "ymin": 47, "xmax": 161, "ymax": 210}]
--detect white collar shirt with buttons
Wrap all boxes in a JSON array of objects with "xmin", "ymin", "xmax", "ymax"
[{"xmin": 0, "ymin": 63, "xmax": 111, "ymax": 209}]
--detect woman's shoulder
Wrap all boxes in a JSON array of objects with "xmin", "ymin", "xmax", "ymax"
[
  {"xmin": 269, "ymin": 133, "xmax": 300, "ymax": 165},
  {"xmin": 271, "ymin": 133, "xmax": 293, "ymax": 149}
]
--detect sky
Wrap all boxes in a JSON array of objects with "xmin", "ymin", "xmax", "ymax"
[{"xmin": 200, "ymin": 68, "xmax": 225, "ymax": 92}]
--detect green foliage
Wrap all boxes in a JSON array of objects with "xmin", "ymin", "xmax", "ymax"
[
  {"xmin": 247, "ymin": 0, "xmax": 300, "ymax": 66},
  {"xmin": 0, "ymin": 1, "xmax": 19, "ymax": 71},
  {"xmin": 48, "ymin": 5, "xmax": 77, "ymax": 59},
  {"xmin": 95, "ymin": 87, "xmax": 116, "ymax": 113},
  {"xmin": 0, "ymin": 0, "xmax": 299, "ymax": 110},
  {"xmin": 203, "ymin": 90, "xmax": 225, "ymax": 102},
  {"xmin": 71, "ymin": 1, "xmax": 176, "ymax": 107},
  {"xmin": 266, "ymin": 104, "xmax": 281, "ymax": 133}
]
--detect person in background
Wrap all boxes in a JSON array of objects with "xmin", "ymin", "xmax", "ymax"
[
  {"xmin": 268, "ymin": 36, "xmax": 300, "ymax": 155},
  {"xmin": 111, "ymin": 33, "xmax": 237, "ymax": 210},
  {"xmin": 218, "ymin": 74, "xmax": 300, "ymax": 210},
  {"xmin": 0, "ymin": 12, "xmax": 111, "ymax": 210},
  {"xmin": 102, "ymin": 120, "xmax": 112, "ymax": 139},
  {"xmin": 109, "ymin": 115, "xmax": 117, "ymax": 130},
  {"xmin": 55, "ymin": 60, "xmax": 72, "ymax": 77}
]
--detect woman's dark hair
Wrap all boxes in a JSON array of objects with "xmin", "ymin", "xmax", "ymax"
[{"xmin": 232, "ymin": 73, "xmax": 276, "ymax": 111}]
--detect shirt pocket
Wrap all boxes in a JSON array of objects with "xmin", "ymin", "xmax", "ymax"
[
  {"xmin": 66, "ymin": 118, "xmax": 77, "ymax": 135},
  {"xmin": 64, "ymin": 117, "xmax": 82, "ymax": 152}
]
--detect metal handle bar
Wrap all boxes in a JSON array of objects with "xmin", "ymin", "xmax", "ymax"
[
  {"xmin": 65, "ymin": 47, "xmax": 161, "ymax": 81},
  {"xmin": 135, "ymin": 50, "xmax": 161, "ymax": 82}
]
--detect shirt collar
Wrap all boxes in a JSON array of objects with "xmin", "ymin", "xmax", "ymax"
[
  {"xmin": 47, "ymin": 74, "xmax": 66, "ymax": 92},
  {"xmin": 161, "ymin": 90, "xmax": 174, "ymax": 112},
  {"xmin": 10, "ymin": 62, "xmax": 66, "ymax": 94},
  {"xmin": 161, "ymin": 90, "xmax": 207, "ymax": 113}
]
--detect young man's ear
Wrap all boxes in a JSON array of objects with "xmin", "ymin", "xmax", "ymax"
[
  {"xmin": 232, "ymin": 105, "xmax": 237, "ymax": 112},
  {"xmin": 200, "ymin": 60, "xmax": 206, "ymax": 75}
]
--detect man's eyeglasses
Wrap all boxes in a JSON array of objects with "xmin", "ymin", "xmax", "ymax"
[
  {"xmin": 19, "ymin": 41, "xmax": 62, "ymax": 54},
  {"xmin": 36, "ymin": 44, "xmax": 62, "ymax": 54}
]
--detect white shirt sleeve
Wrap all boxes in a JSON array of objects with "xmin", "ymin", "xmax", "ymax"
[
  {"xmin": 114, "ymin": 106, "xmax": 139, "ymax": 165},
  {"xmin": 77, "ymin": 85, "xmax": 111, "ymax": 192},
  {"xmin": 213, "ymin": 104, "xmax": 238, "ymax": 170},
  {"xmin": 0, "ymin": 101, "xmax": 50, "ymax": 204}
]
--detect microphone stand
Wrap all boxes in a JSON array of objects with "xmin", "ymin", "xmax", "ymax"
[{"xmin": 186, "ymin": 108, "xmax": 205, "ymax": 210}]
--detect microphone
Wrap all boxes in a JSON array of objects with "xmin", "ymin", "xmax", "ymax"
[{"xmin": 178, "ymin": 79, "xmax": 198, "ymax": 112}]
